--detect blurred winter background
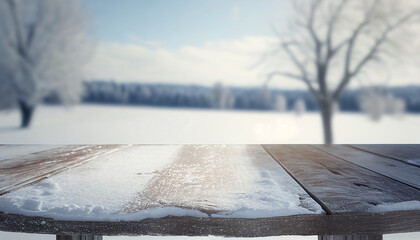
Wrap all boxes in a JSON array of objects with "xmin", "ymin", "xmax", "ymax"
[
  {"xmin": 1, "ymin": 0, "xmax": 420, "ymax": 145},
  {"xmin": 0, "ymin": 0, "xmax": 420, "ymax": 238}
]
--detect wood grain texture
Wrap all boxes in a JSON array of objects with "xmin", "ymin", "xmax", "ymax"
[
  {"xmin": 314, "ymin": 145, "xmax": 420, "ymax": 190},
  {"xmin": 1, "ymin": 210, "xmax": 419, "ymax": 236},
  {"xmin": 124, "ymin": 145, "xmax": 320, "ymax": 214},
  {"xmin": 263, "ymin": 145, "xmax": 420, "ymax": 214},
  {"xmin": 351, "ymin": 145, "xmax": 420, "ymax": 167},
  {"xmin": 0, "ymin": 145, "xmax": 124, "ymax": 196}
]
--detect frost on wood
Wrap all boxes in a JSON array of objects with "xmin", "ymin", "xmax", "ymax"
[
  {"xmin": 0, "ymin": 145, "xmax": 323, "ymax": 221},
  {"xmin": 0, "ymin": 0, "xmax": 91, "ymax": 111}
]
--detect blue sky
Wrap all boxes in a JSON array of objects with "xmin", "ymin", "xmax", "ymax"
[
  {"xmin": 83, "ymin": 0, "xmax": 420, "ymax": 88},
  {"xmin": 84, "ymin": 0, "xmax": 290, "ymax": 48}
]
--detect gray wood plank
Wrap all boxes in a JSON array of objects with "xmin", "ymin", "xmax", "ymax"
[
  {"xmin": 0, "ymin": 145, "xmax": 124, "ymax": 195},
  {"xmin": 351, "ymin": 145, "xmax": 420, "ymax": 167},
  {"xmin": 263, "ymin": 144, "xmax": 420, "ymax": 214},
  {"xmin": 314, "ymin": 145, "xmax": 420, "ymax": 190},
  {"xmin": 1, "ymin": 210, "xmax": 420, "ymax": 237}
]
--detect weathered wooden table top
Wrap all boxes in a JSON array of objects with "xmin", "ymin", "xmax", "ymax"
[{"xmin": 0, "ymin": 144, "xmax": 419, "ymax": 238}]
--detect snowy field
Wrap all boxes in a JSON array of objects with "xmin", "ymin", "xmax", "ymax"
[
  {"xmin": 0, "ymin": 104, "xmax": 419, "ymax": 144},
  {"xmin": 0, "ymin": 104, "xmax": 419, "ymax": 240}
]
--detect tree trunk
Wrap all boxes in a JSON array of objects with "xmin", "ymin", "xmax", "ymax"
[
  {"xmin": 320, "ymin": 103, "xmax": 333, "ymax": 144},
  {"xmin": 19, "ymin": 100, "xmax": 34, "ymax": 128}
]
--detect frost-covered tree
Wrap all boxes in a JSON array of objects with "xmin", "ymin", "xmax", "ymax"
[
  {"xmin": 254, "ymin": 85, "xmax": 272, "ymax": 109},
  {"xmin": 359, "ymin": 88, "xmax": 406, "ymax": 121},
  {"xmin": 359, "ymin": 88, "xmax": 386, "ymax": 121},
  {"xmin": 384, "ymin": 93, "xmax": 405, "ymax": 117},
  {"xmin": 293, "ymin": 98, "xmax": 306, "ymax": 116},
  {"xmin": 0, "ymin": 0, "xmax": 90, "ymax": 127},
  {"xmin": 390, "ymin": 98, "xmax": 406, "ymax": 118},
  {"xmin": 267, "ymin": 0, "xmax": 419, "ymax": 143},
  {"xmin": 209, "ymin": 82, "xmax": 235, "ymax": 109},
  {"xmin": 274, "ymin": 94, "xmax": 287, "ymax": 112}
]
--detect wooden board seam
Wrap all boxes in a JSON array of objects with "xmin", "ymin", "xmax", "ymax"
[
  {"xmin": 312, "ymin": 145, "xmax": 420, "ymax": 191},
  {"xmin": 261, "ymin": 145, "xmax": 333, "ymax": 215},
  {"xmin": 348, "ymin": 145, "xmax": 420, "ymax": 168}
]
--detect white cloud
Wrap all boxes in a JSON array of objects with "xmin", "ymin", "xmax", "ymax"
[
  {"xmin": 84, "ymin": 35, "xmax": 420, "ymax": 90},
  {"xmin": 85, "ymin": 36, "xmax": 299, "ymax": 88}
]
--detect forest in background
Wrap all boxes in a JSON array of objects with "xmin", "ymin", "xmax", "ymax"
[{"xmin": 43, "ymin": 80, "xmax": 420, "ymax": 113}]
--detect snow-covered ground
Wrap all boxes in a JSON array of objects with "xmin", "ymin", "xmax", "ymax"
[{"xmin": 0, "ymin": 104, "xmax": 419, "ymax": 144}]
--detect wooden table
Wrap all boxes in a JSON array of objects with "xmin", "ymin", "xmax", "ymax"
[{"xmin": 0, "ymin": 144, "xmax": 419, "ymax": 240}]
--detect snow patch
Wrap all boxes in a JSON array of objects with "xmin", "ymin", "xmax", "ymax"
[
  {"xmin": 22, "ymin": 199, "xmax": 43, "ymax": 211},
  {"xmin": 369, "ymin": 201, "xmax": 420, "ymax": 213}
]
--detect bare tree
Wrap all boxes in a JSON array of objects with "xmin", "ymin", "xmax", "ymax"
[
  {"xmin": 0, "ymin": 0, "xmax": 91, "ymax": 128},
  {"xmin": 267, "ymin": 0, "xmax": 419, "ymax": 143}
]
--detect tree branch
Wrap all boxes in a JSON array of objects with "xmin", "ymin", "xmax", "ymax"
[
  {"xmin": 266, "ymin": 70, "xmax": 319, "ymax": 98},
  {"xmin": 276, "ymin": 41, "xmax": 321, "ymax": 97},
  {"xmin": 333, "ymin": 7, "xmax": 419, "ymax": 100},
  {"xmin": 326, "ymin": 0, "xmax": 348, "ymax": 58},
  {"xmin": 6, "ymin": 0, "xmax": 27, "ymax": 58},
  {"xmin": 307, "ymin": 0, "xmax": 323, "ymax": 47},
  {"xmin": 266, "ymin": 71, "xmax": 305, "ymax": 82}
]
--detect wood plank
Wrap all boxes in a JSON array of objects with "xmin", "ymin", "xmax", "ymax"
[
  {"xmin": 1, "ymin": 210, "xmax": 420, "ymax": 237},
  {"xmin": 351, "ymin": 145, "xmax": 420, "ymax": 167},
  {"xmin": 263, "ymin": 144, "xmax": 420, "ymax": 214},
  {"xmin": 318, "ymin": 235, "xmax": 382, "ymax": 240},
  {"xmin": 0, "ymin": 145, "xmax": 63, "ymax": 161},
  {"xmin": 124, "ymin": 145, "xmax": 321, "ymax": 215},
  {"xmin": 314, "ymin": 145, "xmax": 420, "ymax": 190},
  {"xmin": 0, "ymin": 145, "xmax": 124, "ymax": 196}
]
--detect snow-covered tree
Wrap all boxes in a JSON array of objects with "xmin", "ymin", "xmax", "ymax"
[
  {"xmin": 267, "ymin": 0, "xmax": 420, "ymax": 143},
  {"xmin": 254, "ymin": 85, "xmax": 272, "ymax": 109},
  {"xmin": 359, "ymin": 89, "xmax": 386, "ymax": 121},
  {"xmin": 274, "ymin": 94, "xmax": 287, "ymax": 112},
  {"xmin": 391, "ymin": 98, "xmax": 406, "ymax": 118},
  {"xmin": 0, "ymin": 0, "xmax": 91, "ymax": 127},
  {"xmin": 384, "ymin": 93, "xmax": 406, "ymax": 117},
  {"xmin": 209, "ymin": 82, "xmax": 235, "ymax": 109},
  {"xmin": 359, "ymin": 88, "xmax": 406, "ymax": 121},
  {"xmin": 293, "ymin": 98, "xmax": 306, "ymax": 116}
]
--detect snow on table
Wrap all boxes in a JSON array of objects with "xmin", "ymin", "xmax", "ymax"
[
  {"xmin": 0, "ymin": 144, "xmax": 420, "ymax": 238},
  {"xmin": 0, "ymin": 145, "xmax": 323, "ymax": 221},
  {"xmin": 0, "ymin": 145, "xmax": 62, "ymax": 161},
  {"xmin": 0, "ymin": 145, "xmax": 123, "ymax": 196}
]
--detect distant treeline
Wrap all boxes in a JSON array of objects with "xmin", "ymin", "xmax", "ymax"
[{"xmin": 73, "ymin": 80, "xmax": 420, "ymax": 112}]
